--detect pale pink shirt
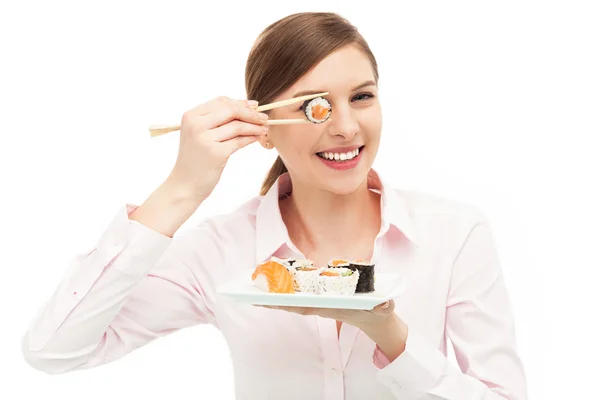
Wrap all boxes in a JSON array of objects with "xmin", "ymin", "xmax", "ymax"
[{"xmin": 22, "ymin": 169, "xmax": 528, "ymax": 399}]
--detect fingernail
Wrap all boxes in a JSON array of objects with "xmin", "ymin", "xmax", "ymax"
[
  {"xmin": 247, "ymin": 100, "xmax": 259, "ymax": 108},
  {"xmin": 262, "ymin": 125, "xmax": 269, "ymax": 132},
  {"xmin": 259, "ymin": 112, "xmax": 268, "ymax": 121}
]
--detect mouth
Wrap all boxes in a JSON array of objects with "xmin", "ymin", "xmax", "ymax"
[{"xmin": 316, "ymin": 145, "xmax": 365, "ymax": 162}]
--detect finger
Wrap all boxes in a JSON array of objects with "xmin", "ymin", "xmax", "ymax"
[
  {"xmin": 210, "ymin": 120, "xmax": 269, "ymax": 143},
  {"xmin": 223, "ymin": 135, "xmax": 260, "ymax": 156},
  {"xmin": 186, "ymin": 96, "xmax": 257, "ymax": 117},
  {"xmin": 373, "ymin": 300, "xmax": 395, "ymax": 314},
  {"xmin": 201, "ymin": 98, "xmax": 268, "ymax": 130}
]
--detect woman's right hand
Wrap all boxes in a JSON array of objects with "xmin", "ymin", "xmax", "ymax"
[{"xmin": 166, "ymin": 96, "xmax": 269, "ymax": 201}]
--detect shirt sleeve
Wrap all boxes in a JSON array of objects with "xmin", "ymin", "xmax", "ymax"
[
  {"xmin": 21, "ymin": 204, "xmax": 217, "ymax": 374},
  {"xmin": 373, "ymin": 214, "xmax": 528, "ymax": 400}
]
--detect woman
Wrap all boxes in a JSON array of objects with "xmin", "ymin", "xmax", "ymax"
[{"xmin": 21, "ymin": 12, "xmax": 527, "ymax": 400}]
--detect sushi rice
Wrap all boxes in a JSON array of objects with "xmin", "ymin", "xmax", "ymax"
[
  {"xmin": 318, "ymin": 267, "xmax": 360, "ymax": 295},
  {"xmin": 268, "ymin": 257, "xmax": 323, "ymax": 293},
  {"xmin": 290, "ymin": 264, "xmax": 323, "ymax": 293}
]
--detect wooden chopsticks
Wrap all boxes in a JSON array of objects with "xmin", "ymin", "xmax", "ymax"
[{"xmin": 149, "ymin": 92, "xmax": 329, "ymax": 137}]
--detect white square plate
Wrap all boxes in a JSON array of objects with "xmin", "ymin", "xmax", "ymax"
[{"xmin": 217, "ymin": 270, "xmax": 407, "ymax": 310}]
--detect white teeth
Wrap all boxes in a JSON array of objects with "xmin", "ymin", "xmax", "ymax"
[{"xmin": 317, "ymin": 147, "xmax": 362, "ymax": 161}]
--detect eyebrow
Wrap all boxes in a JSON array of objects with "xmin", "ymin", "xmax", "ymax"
[{"xmin": 292, "ymin": 80, "xmax": 377, "ymax": 98}]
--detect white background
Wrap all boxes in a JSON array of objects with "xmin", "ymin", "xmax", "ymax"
[{"xmin": 1, "ymin": 1, "xmax": 598, "ymax": 399}]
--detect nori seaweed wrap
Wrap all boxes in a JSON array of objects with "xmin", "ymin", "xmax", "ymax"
[{"xmin": 348, "ymin": 261, "xmax": 375, "ymax": 293}]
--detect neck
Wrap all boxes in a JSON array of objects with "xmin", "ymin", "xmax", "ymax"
[{"xmin": 280, "ymin": 176, "xmax": 381, "ymax": 258}]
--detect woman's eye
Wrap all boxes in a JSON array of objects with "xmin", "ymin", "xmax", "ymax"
[{"xmin": 352, "ymin": 92, "xmax": 374, "ymax": 102}]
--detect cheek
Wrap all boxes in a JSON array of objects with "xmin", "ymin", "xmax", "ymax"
[
  {"xmin": 362, "ymin": 108, "xmax": 383, "ymax": 141},
  {"xmin": 274, "ymin": 131, "xmax": 305, "ymax": 153},
  {"xmin": 275, "ymin": 129, "xmax": 321, "ymax": 163}
]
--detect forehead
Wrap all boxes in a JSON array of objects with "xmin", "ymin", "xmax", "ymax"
[{"xmin": 280, "ymin": 44, "xmax": 375, "ymax": 99}]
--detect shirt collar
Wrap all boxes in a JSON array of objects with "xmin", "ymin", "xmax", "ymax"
[{"xmin": 255, "ymin": 168, "xmax": 420, "ymax": 264}]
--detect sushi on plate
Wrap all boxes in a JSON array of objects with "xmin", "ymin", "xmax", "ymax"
[
  {"xmin": 251, "ymin": 259, "xmax": 295, "ymax": 294},
  {"xmin": 329, "ymin": 259, "xmax": 376, "ymax": 293},
  {"xmin": 285, "ymin": 259, "xmax": 323, "ymax": 293},
  {"xmin": 317, "ymin": 267, "xmax": 360, "ymax": 296}
]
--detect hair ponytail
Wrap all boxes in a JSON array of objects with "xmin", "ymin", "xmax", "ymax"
[{"xmin": 260, "ymin": 156, "xmax": 288, "ymax": 195}]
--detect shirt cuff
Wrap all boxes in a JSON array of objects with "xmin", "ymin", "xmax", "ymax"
[
  {"xmin": 372, "ymin": 344, "xmax": 392, "ymax": 369},
  {"xmin": 374, "ymin": 328, "xmax": 448, "ymax": 396}
]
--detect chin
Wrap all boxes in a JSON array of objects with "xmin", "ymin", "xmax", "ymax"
[
  {"xmin": 308, "ymin": 148, "xmax": 375, "ymax": 195},
  {"xmin": 316, "ymin": 168, "xmax": 371, "ymax": 196}
]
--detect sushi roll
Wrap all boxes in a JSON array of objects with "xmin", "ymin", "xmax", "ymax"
[
  {"xmin": 318, "ymin": 267, "xmax": 359, "ymax": 295},
  {"xmin": 302, "ymin": 96, "xmax": 332, "ymax": 124},
  {"xmin": 287, "ymin": 260, "xmax": 323, "ymax": 293},
  {"xmin": 348, "ymin": 260, "xmax": 376, "ymax": 293},
  {"xmin": 252, "ymin": 259, "xmax": 295, "ymax": 294}
]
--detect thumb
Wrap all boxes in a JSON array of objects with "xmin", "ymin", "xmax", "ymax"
[{"xmin": 374, "ymin": 300, "xmax": 395, "ymax": 314}]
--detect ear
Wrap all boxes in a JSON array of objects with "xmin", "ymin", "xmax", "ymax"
[{"xmin": 258, "ymin": 130, "xmax": 274, "ymax": 150}]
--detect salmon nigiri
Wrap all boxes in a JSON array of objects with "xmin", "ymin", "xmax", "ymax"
[{"xmin": 252, "ymin": 260, "xmax": 295, "ymax": 294}]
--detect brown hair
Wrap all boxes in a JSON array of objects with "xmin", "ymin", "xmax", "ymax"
[{"xmin": 245, "ymin": 12, "xmax": 379, "ymax": 195}]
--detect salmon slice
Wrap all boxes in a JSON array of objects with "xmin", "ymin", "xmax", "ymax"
[
  {"xmin": 311, "ymin": 104, "xmax": 330, "ymax": 120},
  {"xmin": 330, "ymin": 259, "xmax": 349, "ymax": 266},
  {"xmin": 252, "ymin": 260, "xmax": 295, "ymax": 293},
  {"xmin": 320, "ymin": 270, "xmax": 340, "ymax": 277}
]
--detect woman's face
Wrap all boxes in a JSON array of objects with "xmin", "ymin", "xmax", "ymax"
[{"xmin": 262, "ymin": 44, "xmax": 382, "ymax": 195}]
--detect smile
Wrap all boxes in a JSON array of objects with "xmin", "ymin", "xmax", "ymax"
[{"xmin": 316, "ymin": 146, "xmax": 364, "ymax": 162}]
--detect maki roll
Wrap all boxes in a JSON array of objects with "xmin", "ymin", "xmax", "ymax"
[
  {"xmin": 302, "ymin": 96, "xmax": 332, "ymax": 124},
  {"xmin": 348, "ymin": 260, "xmax": 376, "ymax": 293},
  {"xmin": 318, "ymin": 267, "xmax": 359, "ymax": 295},
  {"xmin": 287, "ymin": 259, "xmax": 323, "ymax": 293}
]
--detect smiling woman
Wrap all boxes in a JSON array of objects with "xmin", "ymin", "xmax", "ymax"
[{"xmin": 21, "ymin": 11, "xmax": 528, "ymax": 400}]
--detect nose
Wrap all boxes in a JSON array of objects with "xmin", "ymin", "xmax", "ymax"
[{"xmin": 326, "ymin": 103, "xmax": 359, "ymax": 141}]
